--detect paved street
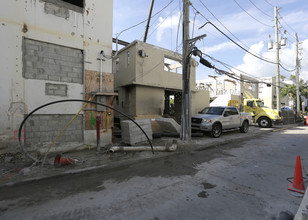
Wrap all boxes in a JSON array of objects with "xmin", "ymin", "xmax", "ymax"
[{"xmin": 1, "ymin": 125, "xmax": 308, "ymax": 219}]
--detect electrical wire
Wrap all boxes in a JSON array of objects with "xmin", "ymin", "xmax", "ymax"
[
  {"xmin": 233, "ymin": 0, "xmax": 273, "ymax": 27},
  {"xmin": 199, "ymin": 21, "xmax": 296, "ymax": 72},
  {"xmin": 176, "ymin": 4, "xmax": 183, "ymax": 52},
  {"xmin": 263, "ymin": 0, "xmax": 274, "ymax": 7},
  {"xmin": 192, "ymin": 10, "xmax": 198, "ymax": 38},
  {"xmin": 203, "ymin": 53, "xmax": 261, "ymax": 80},
  {"xmin": 278, "ymin": 12, "xmax": 297, "ymax": 34},
  {"xmin": 196, "ymin": 0, "xmax": 263, "ymax": 55},
  {"xmin": 147, "ymin": 3, "xmax": 180, "ymax": 41},
  {"xmin": 114, "ymin": 0, "xmax": 174, "ymax": 38},
  {"xmin": 192, "ymin": 46, "xmax": 290, "ymax": 88},
  {"xmin": 248, "ymin": 0, "xmax": 272, "ymax": 18},
  {"xmin": 192, "ymin": 1, "xmax": 294, "ymax": 72}
]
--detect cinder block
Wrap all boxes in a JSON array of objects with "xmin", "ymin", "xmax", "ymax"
[
  {"xmin": 36, "ymin": 74, "xmax": 49, "ymax": 80},
  {"xmin": 48, "ymin": 75, "xmax": 61, "ymax": 82},
  {"xmin": 72, "ymin": 77, "xmax": 82, "ymax": 83},
  {"xmin": 120, "ymin": 119, "xmax": 152, "ymax": 145}
]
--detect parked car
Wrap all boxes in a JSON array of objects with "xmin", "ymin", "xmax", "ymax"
[{"xmin": 191, "ymin": 106, "xmax": 252, "ymax": 138}]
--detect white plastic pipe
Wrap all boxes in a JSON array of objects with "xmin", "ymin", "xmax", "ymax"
[
  {"xmin": 109, "ymin": 140, "xmax": 177, "ymax": 153},
  {"xmin": 99, "ymin": 51, "xmax": 103, "ymax": 92}
]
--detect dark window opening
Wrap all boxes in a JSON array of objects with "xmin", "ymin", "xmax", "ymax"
[{"xmin": 61, "ymin": 0, "xmax": 84, "ymax": 8}]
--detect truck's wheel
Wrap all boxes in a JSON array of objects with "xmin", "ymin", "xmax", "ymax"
[
  {"xmin": 258, "ymin": 117, "xmax": 272, "ymax": 128},
  {"xmin": 211, "ymin": 123, "xmax": 222, "ymax": 138},
  {"xmin": 240, "ymin": 121, "xmax": 249, "ymax": 133}
]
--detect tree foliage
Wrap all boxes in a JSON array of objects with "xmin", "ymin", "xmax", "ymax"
[{"xmin": 281, "ymin": 76, "xmax": 308, "ymax": 110}]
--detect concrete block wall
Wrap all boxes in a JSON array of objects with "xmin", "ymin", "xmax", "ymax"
[
  {"xmin": 45, "ymin": 83, "xmax": 68, "ymax": 97},
  {"xmin": 120, "ymin": 119, "xmax": 152, "ymax": 145},
  {"xmin": 24, "ymin": 114, "xmax": 83, "ymax": 146},
  {"xmin": 23, "ymin": 38, "xmax": 83, "ymax": 84}
]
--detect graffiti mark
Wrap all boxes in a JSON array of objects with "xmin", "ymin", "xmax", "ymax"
[{"xmin": 13, "ymin": 130, "xmax": 25, "ymax": 140}]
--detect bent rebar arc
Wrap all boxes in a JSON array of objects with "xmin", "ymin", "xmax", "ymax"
[{"xmin": 18, "ymin": 99, "xmax": 154, "ymax": 162}]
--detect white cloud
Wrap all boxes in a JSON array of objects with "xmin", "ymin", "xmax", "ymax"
[
  {"xmin": 232, "ymin": 40, "xmax": 308, "ymax": 82},
  {"xmin": 156, "ymin": 12, "xmax": 181, "ymax": 42},
  {"xmin": 201, "ymin": 41, "xmax": 237, "ymax": 54}
]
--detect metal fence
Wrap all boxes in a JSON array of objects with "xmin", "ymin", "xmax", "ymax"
[{"xmin": 281, "ymin": 110, "xmax": 295, "ymax": 125}]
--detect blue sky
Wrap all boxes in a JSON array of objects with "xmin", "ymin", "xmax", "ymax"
[{"xmin": 113, "ymin": 0, "xmax": 308, "ymax": 82}]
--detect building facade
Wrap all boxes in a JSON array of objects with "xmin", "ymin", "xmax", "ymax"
[
  {"xmin": 114, "ymin": 40, "xmax": 210, "ymax": 124},
  {"xmin": 0, "ymin": 0, "xmax": 114, "ymax": 154}
]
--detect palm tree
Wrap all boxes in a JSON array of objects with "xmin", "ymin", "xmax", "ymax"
[{"xmin": 281, "ymin": 76, "xmax": 308, "ymax": 112}]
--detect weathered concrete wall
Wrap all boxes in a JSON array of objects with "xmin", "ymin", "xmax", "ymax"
[
  {"xmin": 114, "ymin": 41, "xmax": 197, "ymax": 91},
  {"xmin": 192, "ymin": 90, "xmax": 210, "ymax": 114},
  {"xmin": 135, "ymin": 86, "xmax": 164, "ymax": 116},
  {"xmin": 0, "ymin": 0, "xmax": 113, "ymax": 154}
]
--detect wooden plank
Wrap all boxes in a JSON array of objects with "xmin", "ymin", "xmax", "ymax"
[
  {"xmin": 85, "ymin": 70, "xmax": 114, "ymax": 93},
  {"xmin": 84, "ymin": 70, "xmax": 115, "ymax": 131}
]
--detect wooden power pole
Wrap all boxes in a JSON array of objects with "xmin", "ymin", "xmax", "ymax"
[{"xmin": 181, "ymin": 0, "xmax": 191, "ymax": 140}]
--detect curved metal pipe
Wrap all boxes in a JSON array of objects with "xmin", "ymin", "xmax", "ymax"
[{"xmin": 18, "ymin": 99, "xmax": 154, "ymax": 162}]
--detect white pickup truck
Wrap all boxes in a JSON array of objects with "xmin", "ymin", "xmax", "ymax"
[{"xmin": 191, "ymin": 106, "xmax": 252, "ymax": 138}]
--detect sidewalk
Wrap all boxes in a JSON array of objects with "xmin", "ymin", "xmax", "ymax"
[{"xmin": 0, "ymin": 123, "xmax": 299, "ymax": 188}]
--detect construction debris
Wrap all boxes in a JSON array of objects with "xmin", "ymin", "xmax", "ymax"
[
  {"xmin": 120, "ymin": 119, "xmax": 153, "ymax": 145},
  {"xmin": 109, "ymin": 140, "xmax": 177, "ymax": 153},
  {"xmin": 155, "ymin": 117, "xmax": 181, "ymax": 133}
]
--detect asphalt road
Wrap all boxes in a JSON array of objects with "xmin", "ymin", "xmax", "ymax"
[{"xmin": 1, "ymin": 125, "xmax": 308, "ymax": 220}]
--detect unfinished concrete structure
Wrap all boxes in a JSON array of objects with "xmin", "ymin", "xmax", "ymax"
[
  {"xmin": 113, "ymin": 40, "xmax": 210, "ymax": 126},
  {"xmin": 0, "ymin": 0, "xmax": 115, "ymax": 154},
  {"xmin": 259, "ymin": 76, "xmax": 292, "ymax": 109}
]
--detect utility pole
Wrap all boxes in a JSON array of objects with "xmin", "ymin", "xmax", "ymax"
[
  {"xmin": 143, "ymin": 0, "xmax": 155, "ymax": 42},
  {"xmin": 296, "ymin": 33, "xmax": 300, "ymax": 117},
  {"xmin": 181, "ymin": 0, "xmax": 191, "ymax": 140},
  {"xmin": 274, "ymin": 6, "xmax": 280, "ymax": 110}
]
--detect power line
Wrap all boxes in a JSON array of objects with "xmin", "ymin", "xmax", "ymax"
[
  {"xmin": 196, "ymin": 52, "xmax": 286, "ymax": 88},
  {"xmin": 199, "ymin": 21, "xmax": 296, "ymax": 72},
  {"xmin": 233, "ymin": 0, "xmax": 273, "ymax": 27},
  {"xmin": 147, "ymin": 3, "xmax": 180, "ymax": 41},
  {"xmin": 263, "ymin": 0, "xmax": 274, "ymax": 7},
  {"xmin": 204, "ymin": 53, "xmax": 261, "ymax": 80},
  {"xmin": 114, "ymin": 0, "xmax": 174, "ymax": 38},
  {"xmin": 248, "ymin": 0, "xmax": 272, "ymax": 18},
  {"xmin": 278, "ymin": 12, "xmax": 297, "ymax": 34},
  {"xmin": 195, "ymin": 0, "xmax": 272, "ymax": 61},
  {"xmin": 175, "ymin": 8, "xmax": 183, "ymax": 52},
  {"xmin": 192, "ymin": 10, "xmax": 199, "ymax": 38},
  {"xmin": 201, "ymin": 52, "xmax": 289, "ymax": 87}
]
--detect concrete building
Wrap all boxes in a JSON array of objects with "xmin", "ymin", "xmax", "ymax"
[
  {"xmin": 0, "ymin": 0, "xmax": 114, "ymax": 154},
  {"xmin": 196, "ymin": 76, "xmax": 240, "ymax": 98},
  {"xmin": 113, "ymin": 40, "xmax": 210, "ymax": 124},
  {"xmin": 259, "ymin": 77, "xmax": 292, "ymax": 109}
]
